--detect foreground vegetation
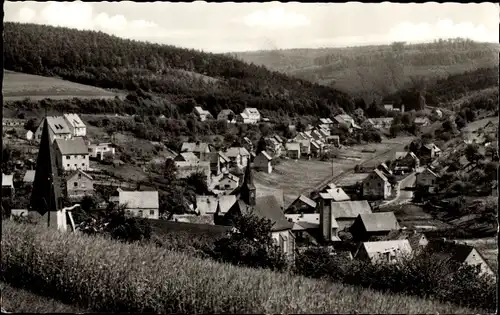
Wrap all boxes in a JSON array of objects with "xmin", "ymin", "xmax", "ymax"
[
  {"xmin": 1, "ymin": 281, "xmax": 86, "ymax": 313},
  {"xmin": 1, "ymin": 220, "xmax": 484, "ymax": 314}
]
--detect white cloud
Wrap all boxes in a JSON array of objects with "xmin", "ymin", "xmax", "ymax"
[
  {"xmin": 40, "ymin": 2, "xmax": 94, "ymax": 30},
  {"xmin": 18, "ymin": 7, "xmax": 36, "ymax": 23},
  {"xmin": 388, "ymin": 19, "xmax": 498, "ymax": 43},
  {"xmin": 243, "ymin": 7, "xmax": 310, "ymax": 29}
]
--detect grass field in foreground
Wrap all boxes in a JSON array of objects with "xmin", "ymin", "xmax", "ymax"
[
  {"xmin": 1, "ymin": 221, "xmax": 482, "ymax": 314},
  {"xmin": 1, "ymin": 281, "xmax": 85, "ymax": 313},
  {"xmin": 3, "ymin": 70, "xmax": 122, "ymax": 101}
]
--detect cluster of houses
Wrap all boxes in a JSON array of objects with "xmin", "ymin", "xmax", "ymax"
[{"xmin": 194, "ymin": 106, "xmax": 267, "ymax": 124}]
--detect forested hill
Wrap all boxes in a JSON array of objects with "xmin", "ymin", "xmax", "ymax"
[
  {"xmin": 3, "ymin": 22, "xmax": 355, "ymax": 118},
  {"xmin": 232, "ymin": 40, "xmax": 499, "ymax": 102}
]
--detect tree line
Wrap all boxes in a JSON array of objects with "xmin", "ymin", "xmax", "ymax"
[{"xmin": 4, "ymin": 22, "xmax": 355, "ymax": 118}]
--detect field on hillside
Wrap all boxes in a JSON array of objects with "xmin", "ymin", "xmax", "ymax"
[
  {"xmin": 1, "ymin": 221, "xmax": 486, "ymax": 314},
  {"xmin": 3, "ymin": 70, "xmax": 123, "ymax": 101},
  {"xmin": 254, "ymin": 159, "xmax": 357, "ymax": 207},
  {"xmin": 255, "ymin": 138, "xmax": 412, "ymax": 207}
]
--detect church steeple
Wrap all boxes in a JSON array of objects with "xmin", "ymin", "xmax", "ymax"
[
  {"xmin": 240, "ymin": 162, "xmax": 256, "ymax": 206},
  {"xmin": 30, "ymin": 118, "xmax": 63, "ymax": 215}
]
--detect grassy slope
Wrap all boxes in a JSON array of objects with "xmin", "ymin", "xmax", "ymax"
[
  {"xmin": 1, "ymin": 221, "xmax": 483, "ymax": 314},
  {"xmin": 1, "ymin": 281, "xmax": 86, "ymax": 313},
  {"xmin": 3, "ymin": 70, "xmax": 123, "ymax": 101}
]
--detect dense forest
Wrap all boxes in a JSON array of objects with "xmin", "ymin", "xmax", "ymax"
[
  {"xmin": 3, "ymin": 22, "xmax": 355, "ymax": 118},
  {"xmin": 381, "ymin": 66, "xmax": 499, "ymax": 111},
  {"xmin": 234, "ymin": 39, "xmax": 499, "ymax": 101}
]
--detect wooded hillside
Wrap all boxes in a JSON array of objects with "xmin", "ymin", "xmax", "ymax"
[
  {"xmin": 3, "ymin": 22, "xmax": 355, "ymax": 118},
  {"xmin": 233, "ymin": 40, "xmax": 499, "ymax": 101}
]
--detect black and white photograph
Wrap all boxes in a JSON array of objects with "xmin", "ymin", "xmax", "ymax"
[{"xmin": 1, "ymin": 1, "xmax": 498, "ymax": 313}]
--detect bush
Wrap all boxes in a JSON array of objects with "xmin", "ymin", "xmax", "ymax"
[
  {"xmin": 293, "ymin": 248, "xmax": 496, "ymax": 311},
  {"xmin": 0, "ymin": 221, "xmax": 480, "ymax": 314},
  {"xmin": 211, "ymin": 214, "xmax": 289, "ymax": 272}
]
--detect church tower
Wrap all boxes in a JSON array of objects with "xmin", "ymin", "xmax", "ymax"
[
  {"xmin": 30, "ymin": 118, "xmax": 63, "ymax": 227},
  {"xmin": 240, "ymin": 163, "xmax": 256, "ymax": 206}
]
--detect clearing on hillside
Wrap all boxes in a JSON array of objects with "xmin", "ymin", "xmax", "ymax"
[{"xmin": 3, "ymin": 70, "xmax": 123, "ymax": 101}]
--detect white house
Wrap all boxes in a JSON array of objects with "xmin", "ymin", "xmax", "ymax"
[
  {"xmin": 253, "ymin": 151, "xmax": 273, "ymax": 173},
  {"xmin": 194, "ymin": 107, "xmax": 212, "ymax": 122},
  {"xmin": 88, "ymin": 143, "xmax": 115, "ymax": 160},
  {"xmin": 363, "ymin": 169, "xmax": 392, "ymax": 200},
  {"xmin": 238, "ymin": 108, "xmax": 261, "ymax": 124},
  {"xmin": 117, "ymin": 190, "xmax": 159, "ymax": 220},
  {"xmin": 224, "ymin": 147, "xmax": 250, "ymax": 169},
  {"xmin": 355, "ymin": 240, "xmax": 413, "ymax": 264},
  {"xmin": 34, "ymin": 116, "xmax": 72, "ymax": 143},
  {"xmin": 63, "ymin": 113, "xmax": 86, "ymax": 137},
  {"xmin": 53, "ymin": 137, "xmax": 90, "ymax": 172}
]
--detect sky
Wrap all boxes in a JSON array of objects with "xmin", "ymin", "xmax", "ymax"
[{"xmin": 4, "ymin": 1, "xmax": 499, "ymax": 53}]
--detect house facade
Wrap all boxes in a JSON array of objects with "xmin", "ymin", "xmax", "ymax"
[
  {"xmin": 66, "ymin": 170, "xmax": 94, "ymax": 200},
  {"xmin": 285, "ymin": 143, "xmax": 301, "ymax": 159},
  {"xmin": 88, "ymin": 143, "xmax": 115, "ymax": 160},
  {"xmin": 224, "ymin": 147, "xmax": 250, "ymax": 169},
  {"xmin": 363, "ymin": 169, "xmax": 391, "ymax": 200},
  {"xmin": 356, "ymin": 240, "xmax": 413, "ymax": 264},
  {"xmin": 34, "ymin": 116, "xmax": 72, "ymax": 143},
  {"xmin": 2, "ymin": 174, "xmax": 15, "ymax": 198},
  {"xmin": 217, "ymin": 109, "xmax": 236, "ymax": 123},
  {"xmin": 238, "ymin": 108, "xmax": 261, "ymax": 124},
  {"xmin": 54, "ymin": 138, "xmax": 90, "ymax": 172},
  {"xmin": 416, "ymin": 168, "xmax": 439, "ymax": 187},
  {"xmin": 253, "ymin": 151, "xmax": 273, "ymax": 173},
  {"xmin": 350, "ymin": 212, "xmax": 400, "ymax": 242},
  {"xmin": 117, "ymin": 190, "xmax": 159, "ymax": 220},
  {"xmin": 194, "ymin": 106, "xmax": 212, "ymax": 121},
  {"xmin": 181, "ymin": 142, "xmax": 211, "ymax": 158},
  {"xmin": 63, "ymin": 113, "xmax": 86, "ymax": 137}
]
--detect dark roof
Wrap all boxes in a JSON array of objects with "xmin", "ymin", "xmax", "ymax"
[
  {"xmin": 425, "ymin": 240, "xmax": 476, "ymax": 264},
  {"xmin": 253, "ymin": 195, "xmax": 292, "ymax": 231},
  {"xmin": 30, "ymin": 119, "xmax": 63, "ymax": 214},
  {"xmin": 357, "ymin": 212, "xmax": 399, "ymax": 232},
  {"xmin": 145, "ymin": 219, "xmax": 232, "ymax": 238}
]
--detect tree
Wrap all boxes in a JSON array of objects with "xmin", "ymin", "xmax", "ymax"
[
  {"xmin": 185, "ymin": 172, "xmax": 209, "ymax": 195},
  {"xmin": 211, "ymin": 213, "xmax": 288, "ymax": 271},
  {"xmin": 80, "ymin": 195, "xmax": 97, "ymax": 212},
  {"xmin": 24, "ymin": 118, "xmax": 38, "ymax": 132},
  {"xmin": 256, "ymin": 137, "xmax": 267, "ymax": 154},
  {"xmin": 465, "ymin": 144, "xmax": 483, "ymax": 164},
  {"xmin": 164, "ymin": 158, "xmax": 177, "ymax": 182}
]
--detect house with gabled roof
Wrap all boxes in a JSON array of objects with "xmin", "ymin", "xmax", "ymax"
[
  {"xmin": 194, "ymin": 106, "xmax": 212, "ymax": 121},
  {"xmin": 253, "ymin": 151, "xmax": 273, "ymax": 173},
  {"xmin": 63, "ymin": 113, "xmax": 86, "ymax": 137},
  {"xmin": 334, "ymin": 114, "xmax": 361, "ymax": 133},
  {"xmin": 355, "ymin": 240, "xmax": 413, "ymax": 264},
  {"xmin": 196, "ymin": 195, "xmax": 237, "ymax": 216},
  {"xmin": 420, "ymin": 143, "xmax": 442, "ymax": 159},
  {"xmin": 175, "ymin": 152, "xmax": 200, "ymax": 163},
  {"xmin": 66, "ymin": 169, "xmax": 93, "ymax": 200},
  {"xmin": 217, "ymin": 109, "xmax": 236, "ymax": 123},
  {"xmin": 53, "ymin": 137, "xmax": 90, "ymax": 172},
  {"xmin": 115, "ymin": 190, "xmax": 159, "ymax": 219},
  {"xmin": 286, "ymin": 195, "xmax": 317, "ymax": 214},
  {"xmin": 181, "ymin": 142, "xmax": 210, "ymax": 158},
  {"xmin": 325, "ymin": 200, "xmax": 372, "ymax": 231},
  {"xmin": 367, "ymin": 118, "xmax": 394, "ymax": 129},
  {"xmin": 285, "ymin": 142, "xmax": 301, "ymax": 159},
  {"xmin": 416, "ymin": 167, "xmax": 440, "ymax": 188},
  {"xmin": 379, "ymin": 230, "xmax": 429, "ymax": 253},
  {"xmin": 414, "ymin": 117, "xmax": 430, "ymax": 127},
  {"xmin": 318, "ymin": 187, "xmax": 351, "ymax": 202},
  {"xmin": 88, "ymin": 142, "xmax": 115, "ymax": 160},
  {"xmin": 350, "ymin": 212, "xmax": 400, "ymax": 242},
  {"xmin": 224, "ymin": 147, "xmax": 250, "ymax": 169},
  {"xmin": 200, "ymin": 152, "xmax": 223, "ymax": 176},
  {"xmin": 237, "ymin": 108, "xmax": 261, "ymax": 124},
  {"xmin": 363, "ymin": 169, "xmax": 391, "ymax": 200},
  {"xmin": 319, "ymin": 118, "xmax": 334, "ymax": 125},
  {"xmin": 218, "ymin": 164, "xmax": 295, "ymax": 258},
  {"xmin": 34, "ymin": 116, "xmax": 72, "ymax": 143},
  {"xmin": 424, "ymin": 240, "xmax": 495, "ymax": 278}
]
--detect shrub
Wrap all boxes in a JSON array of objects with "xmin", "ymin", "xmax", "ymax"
[{"xmin": 1, "ymin": 221, "xmax": 481, "ymax": 314}]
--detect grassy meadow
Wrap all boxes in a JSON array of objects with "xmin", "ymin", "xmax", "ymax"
[
  {"xmin": 3, "ymin": 70, "xmax": 122, "ymax": 101},
  {"xmin": 1, "ymin": 220, "xmax": 484, "ymax": 314}
]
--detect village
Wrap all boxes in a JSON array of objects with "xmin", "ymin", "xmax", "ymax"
[{"xmin": 2, "ymin": 103, "xmax": 497, "ymax": 278}]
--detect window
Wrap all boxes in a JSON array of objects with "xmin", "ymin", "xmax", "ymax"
[
  {"xmin": 138, "ymin": 210, "xmax": 143, "ymax": 217},
  {"xmin": 67, "ymin": 164, "xmax": 70, "ymax": 167},
  {"xmin": 378, "ymin": 183, "xmax": 381, "ymax": 187},
  {"xmin": 74, "ymin": 164, "xmax": 77, "ymax": 168},
  {"xmin": 65, "ymin": 156, "xmax": 70, "ymax": 160},
  {"xmin": 150, "ymin": 210, "xmax": 154, "ymax": 215},
  {"xmin": 82, "ymin": 163, "xmax": 85, "ymax": 166},
  {"xmin": 78, "ymin": 174, "xmax": 82, "ymax": 179},
  {"xmin": 74, "ymin": 182, "xmax": 78, "ymax": 187}
]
